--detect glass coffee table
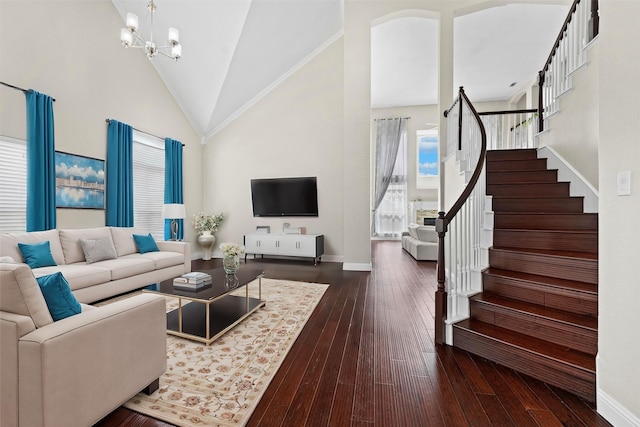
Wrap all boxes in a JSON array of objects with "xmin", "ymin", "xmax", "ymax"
[{"xmin": 144, "ymin": 268, "xmax": 265, "ymax": 345}]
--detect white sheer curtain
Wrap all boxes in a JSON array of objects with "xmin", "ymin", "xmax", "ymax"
[{"xmin": 372, "ymin": 118, "xmax": 408, "ymax": 238}]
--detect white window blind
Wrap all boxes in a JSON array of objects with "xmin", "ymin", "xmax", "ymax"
[
  {"xmin": 0, "ymin": 136, "xmax": 27, "ymax": 233},
  {"xmin": 132, "ymin": 131, "xmax": 165, "ymax": 240}
]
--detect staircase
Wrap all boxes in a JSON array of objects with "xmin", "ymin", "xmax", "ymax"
[{"xmin": 452, "ymin": 149, "xmax": 598, "ymax": 402}]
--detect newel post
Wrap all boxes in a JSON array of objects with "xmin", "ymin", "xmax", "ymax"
[{"xmin": 434, "ymin": 211, "xmax": 447, "ymax": 345}]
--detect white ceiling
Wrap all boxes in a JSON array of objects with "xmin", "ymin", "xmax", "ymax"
[{"xmin": 111, "ymin": 1, "xmax": 570, "ymax": 137}]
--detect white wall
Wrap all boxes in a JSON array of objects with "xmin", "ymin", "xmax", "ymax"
[
  {"xmin": 204, "ymin": 38, "xmax": 345, "ymax": 261},
  {"xmin": 596, "ymin": 1, "xmax": 640, "ymax": 424},
  {"xmin": 537, "ymin": 41, "xmax": 600, "ymax": 190},
  {"xmin": 0, "ymin": 1, "xmax": 203, "ymax": 251},
  {"xmin": 204, "ymin": 0, "xmax": 486, "ymax": 269}
]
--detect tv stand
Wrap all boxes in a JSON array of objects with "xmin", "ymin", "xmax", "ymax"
[{"xmin": 243, "ymin": 233, "xmax": 324, "ymax": 265}]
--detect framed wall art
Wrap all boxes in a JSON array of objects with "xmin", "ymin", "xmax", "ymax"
[{"xmin": 55, "ymin": 151, "xmax": 105, "ymax": 209}]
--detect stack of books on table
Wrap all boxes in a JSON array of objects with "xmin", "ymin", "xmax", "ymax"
[{"xmin": 173, "ymin": 272, "xmax": 212, "ymax": 291}]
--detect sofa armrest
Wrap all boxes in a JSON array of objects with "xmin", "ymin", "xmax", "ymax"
[
  {"xmin": 18, "ymin": 294, "xmax": 167, "ymax": 427},
  {"xmin": 157, "ymin": 240, "xmax": 191, "ymax": 273},
  {"xmin": 1, "ymin": 312, "xmax": 36, "ymax": 427}
]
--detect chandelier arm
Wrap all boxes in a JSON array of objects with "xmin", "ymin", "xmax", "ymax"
[
  {"xmin": 131, "ymin": 32, "xmax": 147, "ymax": 47},
  {"xmin": 156, "ymin": 50, "xmax": 177, "ymax": 60}
]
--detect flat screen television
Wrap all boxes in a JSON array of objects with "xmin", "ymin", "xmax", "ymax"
[{"xmin": 251, "ymin": 177, "xmax": 318, "ymax": 217}]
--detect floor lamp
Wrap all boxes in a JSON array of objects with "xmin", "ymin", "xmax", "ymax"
[{"xmin": 162, "ymin": 204, "xmax": 186, "ymax": 241}]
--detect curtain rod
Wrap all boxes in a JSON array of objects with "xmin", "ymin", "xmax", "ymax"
[
  {"xmin": 105, "ymin": 119, "xmax": 185, "ymax": 146},
  {"xmin": 374, "ymin": 117, "xmax": 411, "ymax": 121},
  {"xmin": 0, "ymin": 81, "xmax": 56, "ymax": 102}
]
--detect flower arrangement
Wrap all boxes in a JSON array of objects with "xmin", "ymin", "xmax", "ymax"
[
  {"xmin": 220, "ymin": 242, "xmax": 245, "ymax": 258},
  {"xmin": 192, "ymin": 211, "xmax": 224, "ymax": 233}
]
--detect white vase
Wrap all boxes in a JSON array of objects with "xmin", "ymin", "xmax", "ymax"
[{"xmin": 197, "ymin": 231, "xmax": 216, "ymax": 261}]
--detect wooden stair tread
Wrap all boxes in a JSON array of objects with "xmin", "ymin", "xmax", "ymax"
[
  {"xmin": 454, "ymin": 319, "xmax": 595, "ymax": 372},
  {"xmin": 490, "ymin": 195, "xmax": 581, "ymax": 200},
  {"xmin": 486, "ymin": 149, "xmax": 538, "ymax": 161},
  {"xmin": 492, "ymin": 212, "xmax": 598, "ymax": 231},
  {"xmin": 486, "ymin": 160, "xmax": 549, "ymax": 172},
  {"xmin": 484, "ymin": 267, "xmax": 597, "ymax": 295},
  {"xmin": 493, "ymin": 228, "xmax": 598, "ymax": 235},
  {"xmin": 490, "ymin": 246, "xmax": 598, "ymax": 261},
  {"xmin": 471, "ymin": 293, "xmax": 598, "ymax": 330}
]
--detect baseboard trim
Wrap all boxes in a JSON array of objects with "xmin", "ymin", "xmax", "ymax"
[
  {"xmin": 342, "ymin": 262, "xmax": 372, "ymax": 272},
  {"xmin": 597, "ymin": 388, "xmax": 640, "ymax": 427}
]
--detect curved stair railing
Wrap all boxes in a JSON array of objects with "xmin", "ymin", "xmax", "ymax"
[{"xmin": 435, "ymin": 87, "xmax": 487, "ymax": 345}]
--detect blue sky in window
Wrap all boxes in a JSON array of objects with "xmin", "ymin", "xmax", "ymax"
[{"xmin": 418, "ymin": 135, "xmax": 438, "ymax": 176}]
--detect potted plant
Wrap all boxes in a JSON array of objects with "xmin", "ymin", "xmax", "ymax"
[{"xmin": 193, "ymin": 212, "xmax": 224, "ymax": 260}]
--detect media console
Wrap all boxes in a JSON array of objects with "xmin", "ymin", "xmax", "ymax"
[{"xmin": 243, "ymin": 233, "xmax": 324, "ymax": 265}]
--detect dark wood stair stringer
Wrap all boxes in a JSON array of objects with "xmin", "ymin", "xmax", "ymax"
[{"xmin": 452, "ymin": 148, "xmax": 598, "ymax": 402}]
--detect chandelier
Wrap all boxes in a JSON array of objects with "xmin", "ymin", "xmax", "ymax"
[{"xmin": 120, "ymin": 0, "xmax": 182, "ymax": 61}]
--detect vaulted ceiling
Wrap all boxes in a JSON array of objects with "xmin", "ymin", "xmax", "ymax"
[{"xmin": 111, "ymin": 1, "xmax": 569, "ymax": 138}]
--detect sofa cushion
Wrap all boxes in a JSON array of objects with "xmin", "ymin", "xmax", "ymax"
[
  {"xmin": 0, "ymin": 229, "xmax": 65, "ymax": 265},
  {"xmin": 59, "ymin": 227, "xmax": 113, "ymax": 264},
  {"xmin": 110, "ymin": 227, "xmax": 147, "ymax": 257},
  {"xmin": 0, "ymin": 263, "xmax": 53, "ymax": 328},
  {"xmin": 133, "ymin": 233, "xmax": 160, "ymax": 254},
  {"xmin": 89, "ymin": 256, "xmax": 155, "ymax": 281},
  {"xmin": 80, "ymin": 237, "xmax": 117, "ymax": 264},
  {"xmin": 33, "ymin": 264, "xmax": 112, "ymax": 292},
  {"xmin": 36, "ymin": 272, "xmax": 82, "ymax": 321},
  {"xmin": 138, "ymin": 250, "xmax": 185, "ymax": 270},
  {"xmin": 17, "ymin": 241, "xmax": 58, "ymax": 269}
]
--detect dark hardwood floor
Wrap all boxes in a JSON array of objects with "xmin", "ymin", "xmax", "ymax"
[{"xmin": 96, "ymin": 241, "xmax": 611, "ymax": 426}]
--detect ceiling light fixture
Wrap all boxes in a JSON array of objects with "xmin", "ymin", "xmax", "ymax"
[{"xmin": 120, "ymin": 0, "xmax": 182, "ymax": 61}]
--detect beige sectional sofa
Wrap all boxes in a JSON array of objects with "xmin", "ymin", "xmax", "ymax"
[
  {"xmin": 0, "ymin": 226, "xmax": 191, "ymax": 303},
  {"xmin": 0, "ymin": 262, "xmax": 167, "ymax": 427},
  {"xmin": 401, "ymin": 224, "xmax": 438, "ymax": 261},
  {"xmin": 0, "ymin": 227, "xmax": 192, "ymax": 425}
]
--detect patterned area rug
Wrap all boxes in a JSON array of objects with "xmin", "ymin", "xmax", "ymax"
[{"xmin": 106, "ymin": 278, "xmax": 328, "ymax": 427}]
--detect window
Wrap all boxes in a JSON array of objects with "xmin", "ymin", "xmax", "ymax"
[
  {"xmin": 416, "ymin": 129, "xmax": 439, "ymax": 189},
  {"xmin": 132, "ymin": 131, "xmax": 165, "ymax": 239},
  {"xmin": 374, "ymin": 131, "xmax": 408, "ymax": 238},
  {"xmin": 0, "ymin": 136, "xmax": 27, "ymax": 232}
]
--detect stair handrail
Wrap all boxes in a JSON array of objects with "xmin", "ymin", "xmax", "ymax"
[
  {"xmin": 478, "ymin": 108, "xmax": 539, "ymax": 150},
  {"xmin": 537, "ymin": 0, "xmax": 599, "ymax": 132},
  {"xmin": 435, "ymin": 87, "xmax": 487, "ymax": 344}
]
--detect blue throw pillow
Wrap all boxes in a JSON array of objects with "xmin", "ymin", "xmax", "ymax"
[
  {"xmin": 36, "ymin": 272, "xmax": 81, "ymax": 321},
  {"xmin": 133, "ymin": 233, "xmax": 160, "ymax": 254},
  {"xmin": 18, "ymin": 241, "xmax": 58, "ymax": 269}
]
